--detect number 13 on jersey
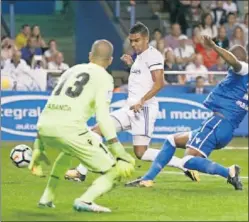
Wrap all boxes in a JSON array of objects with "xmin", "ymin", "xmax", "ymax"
[{"xmin": 54, "ymin": 73, "xmax": 90, "ymax": 98}]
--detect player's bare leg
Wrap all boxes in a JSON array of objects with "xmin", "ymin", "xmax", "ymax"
[
  {"xmin": 171, "ymin": 132, "xmax": 200, "ymax": 181},
  {"xmin": 133, "ymin": 145, "xmax": 147, "ymax": 159}
]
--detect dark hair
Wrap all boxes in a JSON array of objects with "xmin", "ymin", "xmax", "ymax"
[
  {"xmin": 48, "ymin": 39, "xmax": 56, "ymax": 44},
  {"xmin": 201, "ymin": 13, "xmax": 214, "ymax": 29},
  {"xmin": 1, "ymin": 35, "xmax": 8, "ymax": 41},
  {"xmin": 129, "ymin": 22, "xmax": 149, "ymax": 37},
  {"xmin": 196, "ymin": 76, "xmax": 204, "ymax": 81},
  {"xmin": 22, "ymin": 24, "xmax": 29, "ymax": 29},
  {"xmin": 153, "ymin": 28, "xmax": 162, "ymax": 34},
  {"xmin": 227, "ymin": 12, "xmax": 236, "ymax": 18},
  {"xmin": 226, "ymin": 12, "xmax": 236, "ymax": 22}
]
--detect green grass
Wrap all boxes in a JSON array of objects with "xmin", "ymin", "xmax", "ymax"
[{"xmin": 1, "ymin": 138, "xmax": 248, "ymax": 221}]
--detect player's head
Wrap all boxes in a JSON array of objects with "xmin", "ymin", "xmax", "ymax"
[
  {"xmin": 89, "ymin": 39, "xmax": 113, "ymax": 68},
  {"xmin": 229, "ymin": 45, "xmax": 247, "ymax": 62},
  {"xmin": 129, "ymin": 22, "xmax": 149, "ymax": 54}
]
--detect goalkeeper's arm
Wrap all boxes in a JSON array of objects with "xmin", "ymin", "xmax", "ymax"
[
  {"xmin": 95, "ymin": 85, "xmax": 135, "ymax": 166},
  {"xmin": 95, "ymin": 86, "xmax": 118, "ymax": 143}
]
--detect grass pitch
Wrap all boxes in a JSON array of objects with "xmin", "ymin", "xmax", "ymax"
[{"xmin": 1, "ymin": 138, "xmax": 248, "ymax": 221}]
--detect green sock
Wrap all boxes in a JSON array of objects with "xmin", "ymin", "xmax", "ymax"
[
  {"xmin": 28, "ymin": 138, "xmax": 43, "ymax": 170},
  {"xmin": 29, "ymin": 138, "xmax": 50, "ymax": 169},
  {"xmin": 40, "ymin": 152, "xmax": 71, "ymax": 203},
  {"xmin": 79, "ymin": 166, "xmax": 120, "ymax": 203}
]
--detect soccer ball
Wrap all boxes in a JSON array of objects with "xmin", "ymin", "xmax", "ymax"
[{"xmin": 10, "ymin": 144, "xmax": 32, "ymax": 168}]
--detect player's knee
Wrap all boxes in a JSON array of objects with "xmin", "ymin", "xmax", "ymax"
[
  {"xmin": 133, "ymin": 146, "xmax": 147, "ymax": 159},
  {"xmin": 91, "ymin": 125, "xmax": 102, "ymax": 136},
  {"xmin": 181, "ymin": 155, "xmax": 194, "ymax": 168},
  {"xmin": 173, "ymin": 132, "xmax": 191, "ymax": 148},
  {"xmin": 134, "ymin": 152, "xmax": 143, "ymax": 160},
  {"xmin": 165, "ymin": 135, "xmax": 176, "ymax": 147},
  {"xmin": 185, "ymin": 147, "xmax": 204, "ymax": 157}
]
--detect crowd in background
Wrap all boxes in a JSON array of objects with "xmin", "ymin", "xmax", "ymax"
[
  {"xmin": 123, "ymin": 0, "xmax": 248, "ymax": 93},
  {"xmin": 1, "ymin": 24, "xmax": 69, "ymax": 90},
  {"xmin": 1, "ymin": 0, "xmax": 248, "ymax": 93},
  {"xmin": 1, "ymin": 24, "xmax": 69, "ymax": 71}
]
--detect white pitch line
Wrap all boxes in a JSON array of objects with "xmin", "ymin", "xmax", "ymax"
[
  {"xmin": 159, "ymin": 171, "xmax": 248, "ymax": 179},
  {"xmin": 224, "ymin": 146, "xmax": 248, "ymax": 150}
]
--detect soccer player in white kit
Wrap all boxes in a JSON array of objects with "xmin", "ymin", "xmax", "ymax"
[{"xmin": 65, "ymin": 22, "xmax": 199, "ymax": 183}]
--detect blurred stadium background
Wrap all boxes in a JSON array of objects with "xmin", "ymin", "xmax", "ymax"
[
  {"xmin": 1, "ymin": 0, "xmax": 248, "ymax": 140},
  {"xmin": 1, "ymin": 1, "xmax": 248, "ymax": 221}
]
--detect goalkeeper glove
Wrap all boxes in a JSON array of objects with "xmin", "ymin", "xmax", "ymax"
[
  {"xmin": 116, "ymin": 160, "xmax": 135, "ymax": 178},
  {"xmin": 108, "ymin": 142, "xmax": 135, "ymax": 178},
  {"xmin": 108, "ymin": 142, "xmax": 135, "ymax": 166}
]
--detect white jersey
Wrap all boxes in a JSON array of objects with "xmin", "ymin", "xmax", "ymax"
[{"xmin": 127, "ymin": 46, "xmax": 164, "ymax": 106}]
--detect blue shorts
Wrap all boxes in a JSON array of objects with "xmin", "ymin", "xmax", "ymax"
[{"xmin": 187, "ymin": 115, "xmax": 234, "ymax": 158}]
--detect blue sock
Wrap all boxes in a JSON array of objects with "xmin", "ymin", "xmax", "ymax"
[
  {"xmin": 184, "ymin": 157, "xmax": 229, "ymax": 178},
  {"xmin": 142, "ymin": 138, "xmax": 176, "ymax": 181}
]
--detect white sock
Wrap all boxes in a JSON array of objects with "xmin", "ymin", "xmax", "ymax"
[
  {"xmin": 167, "ymin": 156, "xmax": 186, "ymax": 172},
  {"xmin": 141, "ymin": 148, "xmax": 160, "ymax": 161},
  {"xmin": 141, "ymin": 147, "xmax": 187, "ymax": 172},
  {"xmin": 91, "ymin": 130, "xmax": 103, "ymax": 142},
  {"xmin": 76, "ymin": 164, "xmax": 88, "ymax": 175}
]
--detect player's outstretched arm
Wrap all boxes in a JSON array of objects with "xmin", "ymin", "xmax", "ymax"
[{"xmin": 202, "ymin": 35, "xmax": 242, "ymax": 72}]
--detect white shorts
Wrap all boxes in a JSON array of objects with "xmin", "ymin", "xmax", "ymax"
[{"xmin": 110, "ymin": 103, "xmax": 159, "ymax": 146}]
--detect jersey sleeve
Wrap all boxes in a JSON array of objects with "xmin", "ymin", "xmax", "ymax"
[
  {"xmin": 235, "ymin": 61, "xmax": 248, "ymax": 76},
  {"xmin": 147, "ymin": 50, "xmax": 164, "ymax": 71},
  {"xmin": 95, "ymin": 76, "xmax": 117, "ymax": 141}
]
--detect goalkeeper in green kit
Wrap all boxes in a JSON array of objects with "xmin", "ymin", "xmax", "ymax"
[{"xmin": 28, "ymin": 40, "xmax": 135, "ymax": 213}]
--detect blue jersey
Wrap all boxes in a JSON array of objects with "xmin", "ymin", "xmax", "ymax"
[{"xmin": 204, "ymin": 61, "xmax": 248, "ymax": 129}]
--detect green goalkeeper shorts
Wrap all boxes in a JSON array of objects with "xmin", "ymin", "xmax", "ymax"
[{"xmin": 39, "ymin": 130, "xmax": 116, "ymax": 173}]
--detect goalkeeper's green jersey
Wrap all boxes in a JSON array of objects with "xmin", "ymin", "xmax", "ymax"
[{"xmin": 37, "ymin": 63, "xmax": 116, "ymax": 140}]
